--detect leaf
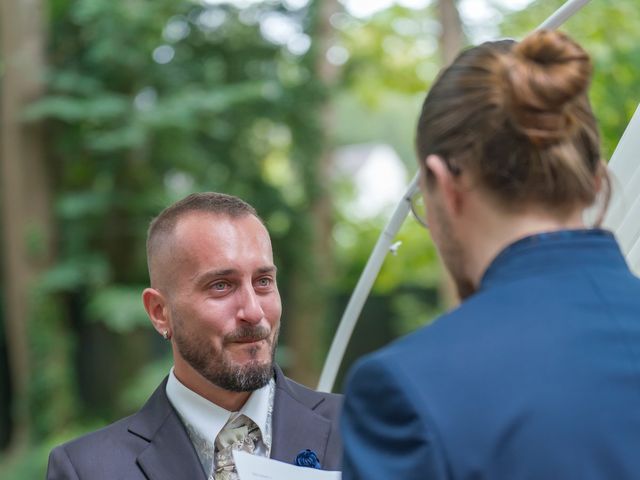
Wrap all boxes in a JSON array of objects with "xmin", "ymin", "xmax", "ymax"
[
  {"xmin": 48, "ymin": 71, "xmax": 104, "ymax": 96},
  {"xmin": 57, "ymin": 191, "xmax": 112, "ymax": 219},
  {"xmin": 40, "ymin": 255, "xmax": 111, "ymax": 291},
  {"xmin": 139, "ymin": 81, "xmax": 269, "ymax": 129},
  {"xmin": 23, "ymin": 94, "xmax": 130, "ymax": 122},
  {"xmin": 86, "ymin": 125, "xmax": 147, "ymax": 151},
  {"xmin": 87, "ymin": 285, "xmax": 150, "ymax": 333}
]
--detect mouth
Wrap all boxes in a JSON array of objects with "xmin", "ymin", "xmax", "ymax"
[{"xmin": 231, "ymin": 337, "xmax": 267, "ymax": 345}]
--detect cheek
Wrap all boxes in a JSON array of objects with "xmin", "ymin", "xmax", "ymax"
[
  {"xmin": 182, "ymin": 302, "xmax": 228, "ymax": 335},
  {"xmin": 430, "ymin": 215, "xmax": 443, "ymax": 243},
  {"xmin": 425, "ymin": 204, "xmax": 441, "ymax": 239},
  {"xmin": 263, "ymin": 296, "xmax": 282, "ymax": 325},
  {"xmin": 427, "ymin": 207, "xmax": 452, "ymax": 262}
]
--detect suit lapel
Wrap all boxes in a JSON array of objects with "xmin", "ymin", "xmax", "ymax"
[
  {"xmin": 270, "ymin": 367, "xmax": 332, "ymax": 468},
  {"xmin": 129, "ymin": 370, "xmax": 332, "ymax": 476},
  {"xmin": 128, "ymin": 378, "xmax": 207, "ymax": 480}
]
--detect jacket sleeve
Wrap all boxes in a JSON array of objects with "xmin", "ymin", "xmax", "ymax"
[
  {"xmin": 340, "ymin": 355, "xmax": 449, "ymax": 480},
  {"xmin": 47, "ymin": 445, "xmax": 81, "ymax": 480}
]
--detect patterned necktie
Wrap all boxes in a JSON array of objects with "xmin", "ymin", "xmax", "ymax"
[{"xmin": 214, "ymin": 414, "xmax": 262, "ymax": 480}]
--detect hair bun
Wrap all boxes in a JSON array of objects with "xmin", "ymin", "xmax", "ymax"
[{"xmin": 505, "ymin": 30, "xmax": 592, "ymax": 146}]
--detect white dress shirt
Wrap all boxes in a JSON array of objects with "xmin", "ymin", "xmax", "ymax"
[{"xmin": 165, "ymin": 368, "xmax": 275, "ymax": 477}]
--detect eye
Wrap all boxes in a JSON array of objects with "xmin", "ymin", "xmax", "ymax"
[
  {"xmin": 256, "ymin": 277, "xmax": 273, "ymax": 288},
  {"xmin": 211, "ymin": 281, "xmax": 230, "ymax": 291}
]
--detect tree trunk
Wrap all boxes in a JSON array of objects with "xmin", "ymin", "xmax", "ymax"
[
  {"xmin": 436, "ymin": 0, "xmax": 464, "ymax": 307},
  {"xmin": 286, "ymin": 0, "xmax": 340, "ymax": 387},
  {"xmin": 0, "ymin": 0, "xmax": 52, "ymax": 451},
  {"xmin": 437, "ymin": 0, "xmax": 465, "ymax": 65}
]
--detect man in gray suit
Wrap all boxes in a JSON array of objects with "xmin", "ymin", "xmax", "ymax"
[{"xmin": 47, "ymin": 192, "xmax": 342, "ymax": 479}]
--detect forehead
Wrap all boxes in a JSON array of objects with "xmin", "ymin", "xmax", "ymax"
[{"xmin": 172, "ymin": 212, "xmax": 274, "ymax": 272}]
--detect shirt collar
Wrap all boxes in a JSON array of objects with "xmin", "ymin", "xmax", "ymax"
[
  {"xmin": 165, "ymin": 368, "xmax": 273, "ymax": 449},
  {"xmin": 479, "ymin": 228, "xmax": 623, "ymax": 290}
]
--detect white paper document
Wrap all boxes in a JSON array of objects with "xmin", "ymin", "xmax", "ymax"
[{"xmin": 233, "ymin": 451, "xmax": 342, "ymax": 480}]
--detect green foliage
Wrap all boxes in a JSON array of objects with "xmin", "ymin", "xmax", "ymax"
[
  {"xmin": 336, "ymin": 5, "xmax": 440, "ymax": 103},
  {"xmin": 0, "ymin": 423, "xmax": 104, "ymax": 479},
  {"xmin": 117, "ymin": 353, "xmax": 173, "ymax": 411},
  {"xmin": 24, "ymin": 94, "xmax": 130, "ymax": 123},
  {"xmin": 87, "ymin": 285, "xmax": 149, "ymax": 333},
  {"xmin": 328, "ymin": 3, "xmax": 447, "ymax": 341},
  {"xmin": 0, "ymin": 442, "xmax": 53, "ymax": 479},
  {"xmin": 41, "ymin": 255, "xmax": 110, "ymax": 291},
  {"xmin": 332, "ymin": 90, "xmax": 423, "ymax": 169},
  {"xmin": 38, "ymin": 0, "xmax": 327, "ymax": 318},
  {"xmin": 27, "ymin": 285, "xmax": 78, "ymax": 442},
  {"xmin": 7, "ymin": 0, "xmax": 329, "ymax": 462},
  {"xmin": 5, "ymin": 0, "xmax": 637, "ymax": 472},
  {"xmin": 391, "ymin": 291, "xmax": 441, "ymax": 337}
]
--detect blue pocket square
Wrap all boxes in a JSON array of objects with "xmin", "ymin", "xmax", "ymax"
[{"xmin": 295, "ymin": 449, "xmax": 321, "ymax": 469}]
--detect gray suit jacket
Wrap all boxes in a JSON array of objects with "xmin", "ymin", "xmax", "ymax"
[{"xmin": 47, "ymin": 366, "xmax": 342, "ymax": 479}]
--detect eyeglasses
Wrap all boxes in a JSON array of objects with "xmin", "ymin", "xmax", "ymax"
[{"xmin": 409, "ymin": 192, "xmax": 428, "ymax": 229}]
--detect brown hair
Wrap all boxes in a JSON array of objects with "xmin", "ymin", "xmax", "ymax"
[
  {"xmin": 146, "ymin": 192, "xmax": 260, "ymax": 281},
  {"xmin": 416, "ymin": 30, "xmax": 608, "ymax": 219}
]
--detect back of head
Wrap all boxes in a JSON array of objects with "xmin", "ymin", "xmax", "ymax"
[
  {"xmin": 416, "ymin": 30, "xmax": 606, "ymax": 219},
  {"xmin": 147, "ymin": 192, "xmax": 260, "ymax": 286}
]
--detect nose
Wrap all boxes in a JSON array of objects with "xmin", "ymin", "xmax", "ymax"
[{"xmin": 237, "ymin": 284, "xmax": 264, "ymax": 324}]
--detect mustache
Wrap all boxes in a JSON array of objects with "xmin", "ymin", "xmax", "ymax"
[{"xmin": 224, "ymin": 325, "xmax": 271, "ymax": 344}]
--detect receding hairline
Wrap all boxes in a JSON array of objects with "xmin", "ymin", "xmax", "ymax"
[{"xmin": 146, "ymin": 192, "xmax": 264, "ymax": 286}]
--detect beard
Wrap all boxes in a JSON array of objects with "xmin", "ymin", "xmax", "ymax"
[
  {"xmin": 431, "ymin": 203, "xmax": 477, "ymax": 301},
  {"xmin": 173, "ymin": 317, "xmax": 279, "ymax": 392}
]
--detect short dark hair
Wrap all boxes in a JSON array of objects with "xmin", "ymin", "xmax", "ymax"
[{"xmin": 146, "ymin": 192, "xmax": 260, "ymax": 281}]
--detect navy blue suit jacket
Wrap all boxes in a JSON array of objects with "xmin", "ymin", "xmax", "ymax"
[
  {"xmin": 47, "ymin": 365, "xmax": 342, "ymax": 479},
  {"xmin": 342, "ymin": 230, "xmax": 640, "ymax": 479}
]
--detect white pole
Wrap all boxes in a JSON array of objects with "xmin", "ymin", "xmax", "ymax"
[
  {"xmin": 627, "ymin": 238, "xmax": 640, "ymax": 274},
  {"xmin": 316, "ymin": 173, "xmax": 419, "ymax": 392},
  {"xmin": 603, "ymin": 103, "xmax": 640, "ymax": 275},
  {"xmin": 317, "ymin": 0, "xmax": 593, "ymax": 393},
  {"xmin": 537, "ymin": 0, "xmax": 591, "ymax": 30}
]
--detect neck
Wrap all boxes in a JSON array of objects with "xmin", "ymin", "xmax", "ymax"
[
  {"xmin": 462, "ymin": 206, "xmax": 586, "ymax": 290},
  {"xmin": 173, "ymin": 361, "xmax": 251, "ymax": 412}
]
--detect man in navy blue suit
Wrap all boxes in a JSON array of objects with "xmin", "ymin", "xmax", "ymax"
[{"xmin": 342, "ymin": 30, "xmax": 640, "ymax": 479}]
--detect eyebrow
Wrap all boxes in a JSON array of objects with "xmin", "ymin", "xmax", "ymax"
[
  {"xmin": 257, "ymin": 266, "xmax": 278, "ymax": 275},
  {"xmin": 193, "ymin": 266, "xmax": 277, "ymax": 283}
]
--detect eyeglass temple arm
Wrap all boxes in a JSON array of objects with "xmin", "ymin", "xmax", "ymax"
[{"xmin": 317, "ymin": 0, "xmax": 593, "ymax": 393}]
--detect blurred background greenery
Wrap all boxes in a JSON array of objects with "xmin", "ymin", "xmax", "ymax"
[{"xmin": 1, "ymin": 0, "xmax": 638, "ymax": 476}]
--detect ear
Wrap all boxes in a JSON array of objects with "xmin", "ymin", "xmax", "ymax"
[
  {"xmin": 142, "ymin": 288, "xmax": 170, "ymax": 337},
  {"xmin": 424, "ymin": 154, "xmax": 464, "ymax": 216}
]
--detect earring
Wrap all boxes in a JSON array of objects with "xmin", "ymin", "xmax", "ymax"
[{"xmin": 162, "ymin": 329, "xmax": 170, "ymax": 340}]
